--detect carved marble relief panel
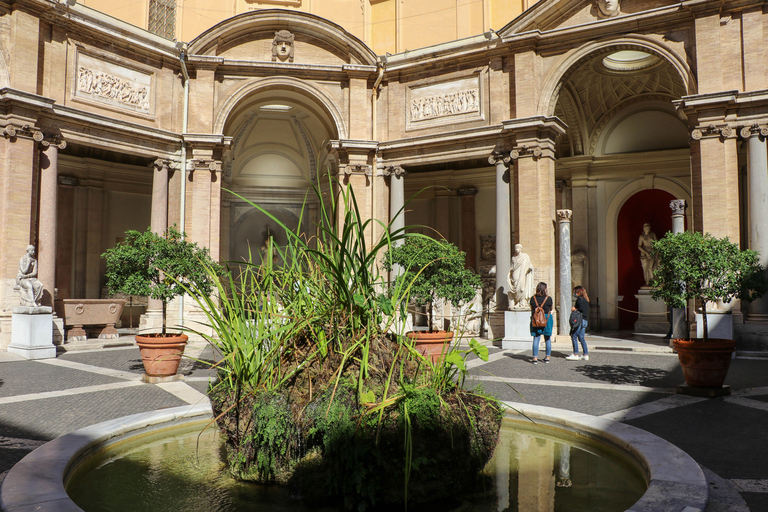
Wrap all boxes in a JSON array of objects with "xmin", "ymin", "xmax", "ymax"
[
  {"xmin": 406, "ymin": 75, "xmax": 483, "ymax": 130},
  {"xmin": 73, "ymin": 51, "xmax": 154, "ymax": 116}
]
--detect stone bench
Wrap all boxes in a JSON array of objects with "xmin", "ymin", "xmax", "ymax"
[{"xmin": 54, "ymin": 299, "xmax": 126, "ymax": 341}]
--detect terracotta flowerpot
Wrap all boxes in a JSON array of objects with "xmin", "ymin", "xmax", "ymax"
[
  {"xmin": 135, "ymin": 333, "xmax": 188, "ymax": 377},
  {"xmin": 672, "ymin": 338, "xmax": 735, "ymax": 388},
  {"xmin": 406, "ymin": 331, "xmax": 454, "ymax": 363}
]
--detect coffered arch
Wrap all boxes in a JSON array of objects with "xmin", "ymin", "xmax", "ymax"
[{"xmin": 543, "ymin": 37, "xmax": 693, "ymax": 157}]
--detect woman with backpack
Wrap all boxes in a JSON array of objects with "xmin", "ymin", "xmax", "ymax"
[
  {"xmin": 530, "ymin": 282, "xmax": 553, "ymax": 364},
  {"xmin": 567, "ymin": 286, "xmax": 590, "ymax": 361}
]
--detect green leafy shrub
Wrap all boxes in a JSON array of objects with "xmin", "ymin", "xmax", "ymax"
[
  {"xmin": 651, "ymin": 231, "xmax": 768, "ymax": 341},
  {"xmin": 102, "ymin": 225, "xmax": 222, "ymax": 333},
  {"xmin": 383, "ymin": 236, "xmax": 482, "ymax": 331}
]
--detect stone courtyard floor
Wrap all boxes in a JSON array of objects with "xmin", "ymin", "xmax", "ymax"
[{"xmin": 1, "ymin": 332, "xmax": 767, "ymax": 511}]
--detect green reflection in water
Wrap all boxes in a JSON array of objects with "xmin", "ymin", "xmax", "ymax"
[{"xmin": 67, "ymin": 418, "xmax": 645, "ymax": 512}]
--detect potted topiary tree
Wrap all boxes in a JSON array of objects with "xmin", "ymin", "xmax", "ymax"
[
  {"xmin": 651, "ymin": 231, "xmax": 767, "ymax": 389},
  {"xmin": 383, "ymin": 236, "xmax": 482, "ymax": 362},
  {"xmin": 102, "ymin": 226, "xmax": 221, "ymax": 378}
]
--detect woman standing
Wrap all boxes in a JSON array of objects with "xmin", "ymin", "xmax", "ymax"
[
  {"xmin": 567, "ymin": 286, "xmax": 590, "ymax": 361},
  {"xmin": 530, "ymin": 282, "xmax": 553, "ymax": 364}
]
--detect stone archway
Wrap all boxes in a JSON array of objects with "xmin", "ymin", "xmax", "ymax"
[
  {"xmin": 219, "ymin": 83, "xmax": 342, "ymax": 265},
  {"xmin": 601, "ymin": 178, "xmax": 692, "ymax": 329}
]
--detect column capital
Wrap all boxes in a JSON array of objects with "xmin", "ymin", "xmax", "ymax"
[
  {"xmin": 691, "ymin": 124, "xmax": 734, "ymax": 141},
  {"xmin": 740, "ymin": 124, "xmax": 768, "ymax": 139},
  {"xmin": 189, "ymin": 158, "xmax": 221, "ymax": 173},
  {"xmin": 669, "ymin": 199, "xmax": 687, "ymax": 216},
  {"xmin": 382, "ymin": 165, "xmax": 407, "ymax": 178},
  {"xmin": 556, "ymin": 209, "xmax": 572, "ymax": 222},
  {"xmin": 152, "ymin": 158, "xmax": 172, "ymax": 171},
  {"xmin": 340, "ymin": 163, "xmax": 373, "ymax": 176},
  {"xmin": 510, "ymin": 144, "xmax": 543, "ymax": 160},
  {"xmin": 488, "ymin": 152, "xmax": 511, "ymax": 166}
]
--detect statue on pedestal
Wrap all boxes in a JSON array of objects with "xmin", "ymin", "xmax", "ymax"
[
  {"xmin": 16, "ymin": 245, "xmax": 44, "ymax": 307},
  {"xmin": 638, "ymin": 223, "xmax": 658, "ymax": 286},
  {"xmin": 507, "ymin": 244, "xmax": 534, "ymax": 309}
]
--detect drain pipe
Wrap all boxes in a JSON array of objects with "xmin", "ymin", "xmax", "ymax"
[
  {"xmin": 371, "ymin": 58, "xmax": 384, "ymax": 241},
  {"xmin": 177, "ymin": 42, "xmax": 190, "ymax": 327}
]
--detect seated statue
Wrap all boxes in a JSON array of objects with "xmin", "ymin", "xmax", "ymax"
[{"xmin": 16, "ymin": 245, "xmax": 44, "ymax": 307}]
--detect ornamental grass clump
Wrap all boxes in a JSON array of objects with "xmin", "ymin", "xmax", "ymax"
[
  {"xmin": 650, "ymin": 231, "xmax": 768, "ymax": 341},
  {"xmin": 182, "ymin": 179, "xmax": 502, "ymax": 511}
]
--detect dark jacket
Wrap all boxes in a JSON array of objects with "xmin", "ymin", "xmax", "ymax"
[{"xmin": 574, "ymin": 296, "xmax": 589, "ymax": 322}]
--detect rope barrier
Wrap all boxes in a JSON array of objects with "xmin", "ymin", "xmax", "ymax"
[{"xmin": 599, "ymin": 297, "xmax": 670, "ymax": 315}]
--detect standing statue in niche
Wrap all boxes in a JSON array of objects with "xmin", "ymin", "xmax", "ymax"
[
  {"xmin": 507, "ymin": 244, "xmax": 535, "ymax": 309},
  {"xmin": 595, "ymin": 0, "xmax": 620, "ymax": 17},
  {"xmin": 271, "ymin": 30, "xmax": 295, "ymax": 63},
  {"xmin": 638, "ymin": 223, "xmax": 658, "ymax": 286},
  {"xmin": 16, "ymin": 245, "xmax": 44, "ymax": 307}
]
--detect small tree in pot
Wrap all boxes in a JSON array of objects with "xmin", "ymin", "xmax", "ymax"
[
  {"xmin": 102, "ymin": 226, "xmax": 221, "ymax": 377},
  {"xmin": 383, "ymin": 236, "xmax": 482, "ymax": 361},
  {"xmin": 650, "ymin": 231, "xmax": 767, "ymax": 387}
]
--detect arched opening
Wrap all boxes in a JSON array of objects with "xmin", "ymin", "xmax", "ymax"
[
  {"xmin": 221, "ymin": 85, "xmax": 341, "ymax": 266},
  {"xmin": 616, "ymin": 188, "xmax": 677, "ymax": 329}
]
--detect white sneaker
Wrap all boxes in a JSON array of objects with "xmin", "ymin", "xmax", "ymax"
[
  {"xmin": 565, "ymin": 354, "xmax": 581, "ymax": 361},
  {"xmin": 581, "ymin": 355, "xmax": 589, "ymax": 361}
]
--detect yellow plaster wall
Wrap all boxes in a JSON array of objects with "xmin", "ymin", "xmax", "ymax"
[{"xmin": 83, "ymin": 0, "xmax": 526, "ymax": 55}]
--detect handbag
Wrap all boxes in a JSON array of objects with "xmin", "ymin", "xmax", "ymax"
[{"xmin": 569, "ymin": 309, "xmax": 583, "ymax": 334}]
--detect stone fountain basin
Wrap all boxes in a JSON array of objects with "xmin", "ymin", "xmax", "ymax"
[{"xmin": 0, "ymin": 402, "xmax": 708, "ymax": 512}]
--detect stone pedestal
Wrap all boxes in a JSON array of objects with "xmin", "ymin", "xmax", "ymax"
[
  {"xmin": 634, "ymin": 289, "xmax": 668, "ymax": 334},
  {"xmin": 696, "ymin": 311, "xmax": 733, "ymax": 340},
  {"xmin": 501, "ymin": 310, "xmax": 532, "ymax": 350},
  {"xmin": 8, "ymin": 306, "xmax": 57, "ymax": 359}
]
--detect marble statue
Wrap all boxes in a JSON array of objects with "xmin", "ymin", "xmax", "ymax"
[
  {"xmin": 638, "ymin": 223, "xmax": 658, "ymax": 286},
  {"xmin": 16, "ymin": 245, "xmax": 44, "ymax": 307},
  {"xmin": 596, "ymin": 0, "xmax": 620, "ymax": 17},
  {"xmin": 272, "ymin": 30, "xmax": 295, "ymax": 62},
  {"xmin": 507, "ymin": 244, "xmax": 534, "ymax": 309}
]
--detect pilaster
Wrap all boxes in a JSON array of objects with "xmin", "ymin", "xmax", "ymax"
[
  {"xmin": 689, "ymin": 125, "xmax": 740, "ymax": 241},
  {"xmin": 328, "ymin": 139, "xmax": 379, "ymax": 243},
  {"xmin": 503, "ymin": 116, "xmax": 567, "ymax": 317},
  {"xmin": 9, "ymin": 8, "xmax": 40, "ymax": 94}
]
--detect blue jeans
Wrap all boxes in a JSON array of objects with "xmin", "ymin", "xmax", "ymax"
[
  {"xmin": 533, "ymin": 335, "xmax": 551, "ymax": 358},
  {"xmin": 571, "ymin": 319, "xmax": 588, "ymax": 355}
]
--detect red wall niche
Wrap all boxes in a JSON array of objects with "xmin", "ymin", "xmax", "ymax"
[{"xmin": 616, "ymin": 189, "xmax": 677, "ymax": 330}]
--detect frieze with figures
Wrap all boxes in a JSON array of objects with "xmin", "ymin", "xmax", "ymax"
[
  {"xmin": 410, "ymin": 89, "xmax": 479, "ymax": 121},
  {"xmin": 407, "ymin": 76, "xmax": 483, "ymax": 127},
  {"xmin": 77, "ymin": 67, "xmax": 150, "ymax": 112}
]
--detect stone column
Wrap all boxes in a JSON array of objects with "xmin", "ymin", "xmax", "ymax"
[
  {"xmin": 489, "ymin": 152, "xmax": 511, "ymax": 311},
  {"xmin": 144, "ymin": 159, "xmax": 170, "ymax": 329},
  {"xmin": 557, "ymin": 210, "xmax": 572, "ymax": 338},
  {"xmin": 458, "ymin": 187, "xmax": 478, "ymax": 268},
  {"xmin": 387, "ymin": 165, "xmax": 406, "ymax": 238},
  {"xmin": 742, "ymin": 125, "xmax": 768, "ymax": 320},
  {"xmin": 669, "ymin": 199, "xmax": 688, "ymax": 339},
  {"xmin": 38, "ymin": 140, "xmax": 59, "ymax": 308},
  {"xmin": 385, "ymin": 165, "xmax": 407, "ymax": 281}
]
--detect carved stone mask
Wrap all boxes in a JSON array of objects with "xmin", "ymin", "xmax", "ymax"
[
  {"xmin": 597, "ymin": 0, "xmax": 619, "ymax": 16},
  {"xmin": 271, "ymin": 30, "xmax": 295, "ymax": 62}
]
